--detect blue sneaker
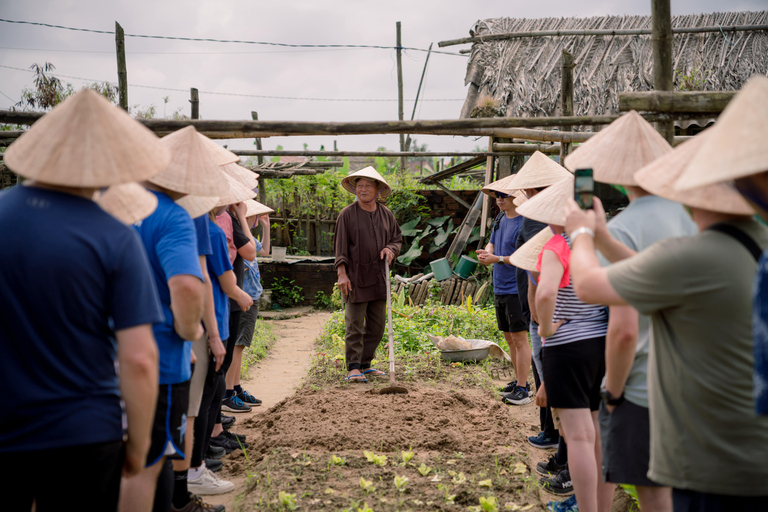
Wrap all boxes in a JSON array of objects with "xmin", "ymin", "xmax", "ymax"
[
  {"xmin": 221, "ymin": 394, "xmax": 252, "ymax": 413},
  {"xmin": 547, "ymin": 495, "xmax": 578, "ymax": 512},
  {"xmin": 237, "ymin": 389, "xmax": 262, "ymax": 406},
  {"xmin": 529, "ymin": 431, "xmax": 560, "ymax": 450}
]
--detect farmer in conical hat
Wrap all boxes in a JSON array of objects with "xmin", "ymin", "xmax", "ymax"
[
  {"xmin": 0, "ymin": 88, "xmax": 167, "ymax": 510},
  {"xmin": 335, "ymin": 167, "xmax": 402, "ymax": 383}
]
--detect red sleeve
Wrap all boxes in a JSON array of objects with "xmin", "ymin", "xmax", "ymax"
[{"xmin": 536, "ymin": 235, "xmax": 571, "ymax": 288}]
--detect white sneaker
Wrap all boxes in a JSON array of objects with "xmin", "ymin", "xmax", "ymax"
[{"xmin": 188, "ymin": 467, "xmax": 235, "ymax": 495}]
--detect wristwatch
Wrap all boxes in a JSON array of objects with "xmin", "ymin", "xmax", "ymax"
[
  {"xmin": 600, "ymin": 386, "xmax": 625, "ymax": 407},
  {"xmin": 498, "ymin": 256, "xmax": 505, "ymax": 264}
]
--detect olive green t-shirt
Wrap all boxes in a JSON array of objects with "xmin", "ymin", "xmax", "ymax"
[{"xmin": 607, "ymin": 218, "xmax": 768, "ymax": 495}]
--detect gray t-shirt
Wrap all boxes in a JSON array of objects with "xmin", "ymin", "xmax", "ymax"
[
  {"xmin": 601, "ymin": 196, "xmax": 697, "ymax": 407},
  {"xmin": 607, "ymin": 218, "xmax": 768, "ymax": 495}
]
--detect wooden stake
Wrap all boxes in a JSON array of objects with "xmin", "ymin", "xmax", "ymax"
[
  {"xmin": 652, "ymin": 0, "xmax": 675, "ymax": 144},
  {"xmin": 479, "ymin": 137, "xmax": 494, "ymax": 245},
  {"xmin": 115, "ymin": 22, "xmax": 128, "ymax": 111},
  {"xmin": 559, "ymin": 50, "xmax": 575, "ymax": 165},
  {"xmin": 396, "ymin": 22, "xmax": 406, "ymax": 173},
  {"xmin": 190, "ymin": 88, "xmax": 199, "ymax": 119}
]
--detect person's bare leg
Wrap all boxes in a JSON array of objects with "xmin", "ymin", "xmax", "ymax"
[
  {"xmin": 119, "ymin": 457, "xmax": 166, "ymax": 512},
  {"xmin": 232, "ymin": 345, "xmax": 245, "ymax": 387},
  {"xmin": 636, "ymin": 485, "xmax": 672, "ymax": 512},
  {"xmin": 211, "ymin": 422, "xmax": 224, "ymax": 438},
  {"xmin": 509, "ymin": 330, "xmax": 531, "ymax": 386},
  {"xmin": 558, "ymin": 409, "xmax": 598, "ymax": 512},
  {"xmin": 592, "ymin": 411, "xmax": 615, "ymax": 512},
  {"xmin": 172, "ymin": 420, "xmax": 194, "ymax": 472},
  {"xmin": 503, "ymin": 332, "xmax": 518, "ymax": 378}
]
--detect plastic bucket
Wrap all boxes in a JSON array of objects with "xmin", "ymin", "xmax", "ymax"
[
  {"xmin": 430, "ymin": 258, "xmax": 452, "ymax": 281},
  {"xmin": 272, "ymin": 246, "xmax": 287, "ymax": 262},
  {"xmin": 454, "ymin": 255, "xmax": 478, "ymax": 279}
]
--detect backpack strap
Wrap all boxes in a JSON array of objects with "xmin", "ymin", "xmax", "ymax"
[{"xmin": 707, "ymin": 223, "xmax": 762, "ymax": 262}]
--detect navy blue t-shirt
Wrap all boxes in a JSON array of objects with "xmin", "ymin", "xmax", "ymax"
[
  {"xmin": 194, "ymin": 215, "xmax": 212, "ymax": 257},
  {"xmin": 135, "ymin": 191, "xmax": 204, "ymax": 385},
  {"xmin": 489, "ymin": 214, "xmax": 523, "ymax": 295},
  {"xmin": 0, "ymin": 186, "xmax": 162, "ymax": 452},
  {"xmin": 207, "ymin": 217, "xmax": 233, "ymax": 341}
]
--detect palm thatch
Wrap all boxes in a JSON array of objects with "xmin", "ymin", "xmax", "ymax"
[{"xmin": 460, "ymin": 11, "xmax": 768, "ymax": 123}]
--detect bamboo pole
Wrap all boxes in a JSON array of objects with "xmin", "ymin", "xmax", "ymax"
[
  {"xmin": 619, "ymin": 91, "xmax": 735, "ymax": 113},
  {"xmin": 494, "ymin": 143, "xmax": 560, "ymax": 154},
  {"xmin": 479, "ymin": 137, "xmax": 494, "ymax": 245},
  {"xmin": 115, "ymin": 22, "xmax": 128, "ymax": 111},
  {"xmin": 396, "ymin": 22, "xmax": 406, "ymax": 173},
  {"xmin": 652, "ymin": 0, "xmax": 675, "ymax": 144},
  {"xmin": 433, "ymin": 182, "xmax": 472, "ymax": 210},
  {"xmin": 438, "ymin": 23, "xmax": 768, "ymax": 47},
  {"xmin": 559, "ymin": 50, "xmax": 575, "ymax": 165},
  {"xmin": 190, "ymin": 88, "xmax": 199, "ymax": 119}
]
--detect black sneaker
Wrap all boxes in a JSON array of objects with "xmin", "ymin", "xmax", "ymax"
[
  {"xmin": 536, "ymin": 454, "xmax": 567, "ymax": 476},
  {"xmin": 502, "ymin": 385, "xmax": 532, "ymax": 405},
  {"xmin": 540, "ymin": 468, "xmax": 574, "ymax": 496},
  {"xmin": 220, "ymin": 429, "xmax": 249, "ymax": 448},
  {"xmin": 209, "ymin": 435, "xmax": 236, "ymax": 454},
  {"xmin": 221, "ymin": 414, "xmax": 236, "ymax": 429},
  {"xmin": 499, "ymin": 379, "xmax": 517, "ymax": 393},
  {"xmin": 236, "ymin": 389, "xmax": 262, "ymax": 406},
  {"xmin": 204, "ymin": 458, "xmax": 223, "ymax": 473},
  {"xmin": 221, "ymin": 395, "xmax": 252, "ymax": 413},
  {"xmin": 529, "ymin": 431, "xmax": 560, "ymax": 450},
  {"xmin": 205, "ymin": 444, "xmax": 226, "ymax": 460}
]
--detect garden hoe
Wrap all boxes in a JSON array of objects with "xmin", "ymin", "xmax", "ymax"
[{"xmin": 378, "ymin": 260, "xmax": 408, "ymax": 395}]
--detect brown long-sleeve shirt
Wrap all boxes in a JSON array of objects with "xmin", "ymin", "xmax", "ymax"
[{"xmin": 334, "ymin": 201, "xmax": 402, "ymax": 303}]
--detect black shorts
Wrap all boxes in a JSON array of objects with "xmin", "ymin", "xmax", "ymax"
[
  {"xmin": 494, "ymin": 294, "xmax": 530, "ymax": 333},
  {"xmin": 672, "ymin": 489, "xmax": 768, "ymax": 512},
  {"xmin": 541, "ymin": 337, "xmax": 605, "ymax": 410},
  {"xmin": 146, "ymin": 381, "xmax": 190, "ymax": 467},
  {"xmin": 599, "ymin": 400, "xmax": 660, "ymax": 487}
]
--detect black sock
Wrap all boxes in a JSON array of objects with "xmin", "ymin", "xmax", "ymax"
[
  {"xmin": 234, "ymin": 384, "xmax": 243, "ymax": 394},
  {"xmin": 225, "ymin": 389, "xmax": 235, "ymax": 399},
  {"xmin": 172, "ymin": 470, "xmax": 190, "ymax": 509},
  {"xmin": 554, "ymin": 437, "xmax": 568, "ymax": 465}
]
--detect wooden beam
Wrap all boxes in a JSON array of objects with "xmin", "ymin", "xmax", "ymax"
[
  {"xmin": 231, "ymin": 149, "xmax": 499, "ymax": 158},
  {"xmin": 652, "ymin": 0, "xmax": 675, "ymax": 144},
  {"xmin": 619, "ymin": 91, "xmax": 734, "ymax": 113},
  {"xmin": 433, "ymin": 182, "xmax": 472, "ymax": 210},
  {"xmin": 115, "ymin": 22, "xmax": 128, "ymax": 111},
  {"xmin": 560, "ymin": 49, "xmax": 575, "ymax": 165},
  {"xmin": 438, "ymin": 24, "xmax": 768, "ymax": 47},
  {"xmin": 418, "ymin": 155, "xmax": 487, "ymax": 184},
  {"xmin": 493, "ymin": 143, "xmax": 559, "ymax": 154}
]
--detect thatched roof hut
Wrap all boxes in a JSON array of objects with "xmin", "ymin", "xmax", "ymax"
[{"xmin": 460, "ymin": 10, "xmax": 768, "ymax": 127}]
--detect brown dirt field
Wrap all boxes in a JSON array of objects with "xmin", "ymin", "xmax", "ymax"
[{"xmin": 208, "ymin": 312, "xmax": 634, "ymax": 512}]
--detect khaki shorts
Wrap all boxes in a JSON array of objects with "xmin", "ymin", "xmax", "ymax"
[
  {"xmin": 550, "ymin": 407, "xmax": 563, "ymax": 432},
  {"xmin": 187, "ymin": 333, "xmax": 209, "ymax": 418}
]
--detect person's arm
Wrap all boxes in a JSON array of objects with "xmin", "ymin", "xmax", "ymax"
[
  {"xmin": 199, "ymin": 255, "xmax": 225, "ymax": 370},
  {"xmin": 231, "ymin": 204, "xmax": 257, "ymax": 261},
  {"xmin": 116, "ymin": 324, "xmax": 159, "ymax": 476},
  {"xmin": 603, "ymin": 305, "xmax": 638, "ymax": 411},
  {"xmin": 217, "ymin": 269, "xmax": 253, "ymax": 311},
  {"xmin": 334, "ymin": 211, "xmax": 353, "ymax": 297},
  {"xmin": 477, "ymin": 243, "xmax": 505, "ymax": 265},
  {"xmin": 168, "ymin": 274, "xmax": 205, "ymax": 341},
  {"xmin": 256, "ymin": 215, "xmax": 270, "ymax": 256},
  {"xmin": 528, "ymin": 274, "xmax": 539, "ymax": 324},
  {"xmin": 535, "ymin": 250, "xmax": 565, "ymax": 337},
  {"xmin": 337, "ymin": 264, "xmax": 352, "ymax": 297},
  {"xmin": 380, "ymin": 211, "xmax": 403, "ymax": 264}
]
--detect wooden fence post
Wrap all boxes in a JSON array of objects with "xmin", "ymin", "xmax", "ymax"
[
  {"xmin": 396, "ymin": 22, "xmax": 406, "ymax": 173},
  {"xmin": 652, "ymin": 0, "xmax": 675, "ymax": 144},
  {"xmin": 115, "ymin": 22, "xmax": 128, "ymax": 111},
  {"xmin": 559, "ymin": 50, "xmax": 574, "ymax": 165},
  {"xmin": 190, "ymin": 88, "xmax": 199, "ymax": 119}
]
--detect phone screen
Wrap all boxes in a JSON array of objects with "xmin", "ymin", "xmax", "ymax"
[{"xmin": 574, "ymin": 168, "xmax": 594, "ymax": 209}]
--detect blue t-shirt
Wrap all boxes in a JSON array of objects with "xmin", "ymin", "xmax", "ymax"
[
  {"xmin": 0, "ymin": 186, "xmax": 163, "ymax": 452},
  {"xmin": 489, "ymin": 214, "xmax": 523, "ymax": 295},
  {"xmin": 207, "ymin": 218, "xmax": 233, "ymax": 341},
  {"xmin": 135, "ymin": 191, "xmax": 203, "ymax": 385},
  {"xmin": 753, "ymin": 250, "xmax": 768, "ymax": 415},
  {"xmin": 194, "ymin": 215, "xmax": 212, "ymax": 257},
  {"xmin": 243, "ymin": 240, "xmax": 264, "ymax": 300}
]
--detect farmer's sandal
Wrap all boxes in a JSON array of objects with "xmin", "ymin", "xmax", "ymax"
[
  {"xmin": 345, "ymin": 373, "xmax": 368, "ymax": 383},
  {"xmin": 362, "ymin": 368, "xmax": 386, "ymax": 377}
]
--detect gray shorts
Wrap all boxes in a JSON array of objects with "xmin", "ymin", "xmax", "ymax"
[
  {"xmin": 187, "ymin": 333, "xmax": 209, "ymax": 417},
  {"xmin": 236, "ymin": 303, "xmax": 260, "ymax": 347},
  {"xmin": 599, "ymin": 399, "xmax": 661, "ymax": 487}
]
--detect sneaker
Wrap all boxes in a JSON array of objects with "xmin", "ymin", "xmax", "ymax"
[
  {"xmin": 221, "ymin": 395, "xmax": 252, "ymax": 413},
  {"xmin": 502, "ymin": 385, "xmax": 532, "ymax": 405},
  {"xmin": 221, "ymin": 414, "xmax": 236, "ymax": 429},
  {"xmin": 540, "ymin": 468, "xmax": 574, "ymax": 496},
  {"xmin": 220, "ymin": 429, "xmax": 249, "ymax": 448},
  {"xmin": 499, "ymin": 379, "xmax": 517, "ymax": 393},
  {"xmin": 536, "ymin": 454, "xmax": 567, "ymax": 476},
  {"xmin": 547, "ymin": 495, "xmax": 578, "ymax": 512},
  {"xmin": 204, "ymin": 459, "xmax": 223, "ymax": 473},
  {"xmin": 205, "ymin": 445, "xmax": 226, "ymax": 460},
  {"xmin": 237, "ymin": 389, "xmax": 262, "ymax": 406},
  {"xmin": 209, "ymin": 434, "xmax": 237, "ymax": 454},
  {"xmin": 171, "ymin": 493, "xmax": 226, "ymax": 512},
  {"xmin": 188, "ymin": 467, "xmax": 235, "ymax": 495},
  {"xmin": 529, "ymin": 432, "xmax": 560, "ymax": 450}
]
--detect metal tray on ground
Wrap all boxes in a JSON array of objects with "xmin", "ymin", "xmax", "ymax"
[{"xmin": 439, "ymin": 346, "xmax": 490, "ymax": 362}]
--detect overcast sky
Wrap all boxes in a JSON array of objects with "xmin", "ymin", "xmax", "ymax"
[{"xmin": 1, "ymin": 1, "xmax": 764, "ymax": 154}]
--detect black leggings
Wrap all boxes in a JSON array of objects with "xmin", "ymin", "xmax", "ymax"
[{"xmin": 191, "ymin": 338, "xmax": 228, "ymax": 467}]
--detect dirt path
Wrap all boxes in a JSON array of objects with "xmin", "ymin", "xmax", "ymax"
[{"xmin": 212, "ymin": 311, "xmax": 331, "ymax": 511}]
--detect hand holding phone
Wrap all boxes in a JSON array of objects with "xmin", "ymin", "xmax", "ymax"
[{"xmin": 574, "ymin": 168, "xmax": 594, "ymax": 209}]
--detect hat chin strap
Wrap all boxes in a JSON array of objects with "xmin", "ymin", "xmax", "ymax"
[{"xmin": 356, "ymin": 190, "xmax": 382, "ymax": 204}]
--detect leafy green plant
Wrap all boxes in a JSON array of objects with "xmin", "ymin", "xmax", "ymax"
[
  {"xmin": 277, "ymin": 491, "xmax": 297, "ymax": 511},
  {"xmin": 359, "ymin": 477, "xmax": 375, "ymax": 495},
  {"xmin": 479, "ymin": 496, "xmax": 499, "ymax": 512},
  {"xmin": 271, "ymin": 277, "xmax": 304, "ymax": 307},
  {"xmin": 357, "ymin": 503, "xmax": 374, "ymax": 512},
  {"xmin": 417, "ymin": 463, "xmax": 433, "ymax": 477},
  {"xmin": 315, "ymin": 288, "xmax": 341, "ymax": 311},
  {"xmin": 400, "ymin": 450, "xmax": 414, "ymax": 466},
  {"xmin": 331, "ymin": 454, "xmax": 346, "ymax": 466},
  {"xmin": 240, "ymin": 320, "xmax": 277, "ymax": 378},
  {"xmin": 394, "ymin": 475, "xmax": 409, "ymax": 492},
  {"xmin": 674, "ymin": 67, "xmax": 709, "ymax": 91},
  {"xmin": 363, "ymin": 450, "xmax": 387, "ymax": 466}
]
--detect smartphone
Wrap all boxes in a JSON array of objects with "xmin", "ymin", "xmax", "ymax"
[{"xmin": 574, "ymin": 168, "xmax": 594, "ymax": 209}]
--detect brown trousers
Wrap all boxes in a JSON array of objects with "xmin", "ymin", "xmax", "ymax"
[{"xmin": 344, "ymin": 299, "xmax": 386, "ymax": 371}]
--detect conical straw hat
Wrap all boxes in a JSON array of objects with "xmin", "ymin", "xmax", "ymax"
[
  {"xmin": 151, "ymin": 126, "xmax": 229, "ymax": 196},
  {"xmin": 245, "ymin": 199, "xmax": 274, "ymax": 217},
  {"xmin": 635, "ymin": 129, "xmax": 753, "ymax": 215},
  {"xmin": 341, "ymin": 166, "xmax": 391, "ymax": 200},
  {"xmin": 4, "ymin": 88, "xmax": 170, "ymax": 187},
  {"xmin": 221, "ymin": 162, "xmax": 259, "ymax": 189},
  {"xmin": 482, "ymin": 174, "xmax": 518, "ymax": 198},
  {"xmin": 676, "ymin": 76, "xmax": 768, "ymax": 191},
  {"xmin": 216, "ymin": 172, "xmax": 257, "ymax": 207},
  {"xmin": 506, "ymin": 151, "xmax": 572, "ymax": 190},
  {"xmin": 197, "ymin": 133, "xmax": 239, "ymax": 165},
  {"xmin": 516, "ymin": 176, "xmax": 574, "ymax": 226},
  {"xmin": 176, "ymin": 194, "xmax": 219, "ymax": 219},
  {"xmin": 509, "ymin": 227, "xmax": 554, "ymax": 272},
  {"xmin": 565, "ymin": 110, "xmax": 672, "ymax": 186},
  {"xmin": 513, "ymin": 193, "xmax": 527, "ymax": 207},
  {"xmin": 96, "ymin": 182, "xmax": 158, "ymax": 224}
]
